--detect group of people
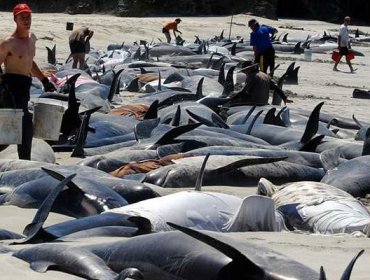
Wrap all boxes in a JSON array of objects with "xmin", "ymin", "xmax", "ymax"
[
  {"xmin": 230, "ymin": 16, "xmax": 356, "ymax": 105},
  {"xmin": 0, "ymin": 3, "xmax": 354, "ymax": 160}
]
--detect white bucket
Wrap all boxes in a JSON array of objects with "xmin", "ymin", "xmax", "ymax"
[
  {"xmin": 304, "ymin": 48, "xmax": 312, "ymax": 61},
  {"xmin": 0, "ymin": 109, "xmax": 24, "ymax": 144},
  {"xmin": 33, "ymin": 100, "xmax": 65, "ymax": 141}
]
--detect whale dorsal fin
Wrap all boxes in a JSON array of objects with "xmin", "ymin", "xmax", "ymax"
[
  {"xmin": 167, "ymin": 222, "xmax": 268, "ymax": 279},
  {"xmin": 15, "ymin": 170, "xmax": 76, "ymax": 244},
  {"xmin": 194, "ymin": 153, "xmax": 210, "ymax": 191},
  {"xmin": 300, "ymin": 102, "xmax": 324, "ymax": 144},
  {"xmin": 224, "ymin": 195, "xmax": 277, "ymax": 232}
]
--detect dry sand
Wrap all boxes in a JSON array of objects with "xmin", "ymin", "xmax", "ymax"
[{"xmin": 1, "ymin": 12, "xmax": 370, "ymax": 279}]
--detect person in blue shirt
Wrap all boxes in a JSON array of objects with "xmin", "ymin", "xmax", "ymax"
[{"xmin": 248, "ymin": 19, "xmax": 277, "ymax": 77}]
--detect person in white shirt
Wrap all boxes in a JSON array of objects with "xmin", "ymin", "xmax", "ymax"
[{"xmin": 333, "ymin": 16, "xmax": 355, "ymax": 73}]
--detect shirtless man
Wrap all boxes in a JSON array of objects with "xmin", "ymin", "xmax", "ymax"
[
  {"xmin": 69, "ymin": 27, "xmax": 94, "ymax": 69},
  {"xmin": 0, "ymin": 3, "xmax": 56, "ymax": 160}
]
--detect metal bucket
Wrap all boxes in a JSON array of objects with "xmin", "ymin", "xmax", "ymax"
[
  {"xmin": 304, "ymin": 48, "xmax": 312, "ymax": 61},
  {"xmin": 33, "ymin": 100, "xmax": 65, "ymax": 141},
  {"xmin": 0, "ymin": 109, "xmax": 24, "ymax": 144}
]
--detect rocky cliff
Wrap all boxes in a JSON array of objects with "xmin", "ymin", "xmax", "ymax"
[{"xmin": 0, "ymin": 0, "xmax": 369, "ymax": 24}]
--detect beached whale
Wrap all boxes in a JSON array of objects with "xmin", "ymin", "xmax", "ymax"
[
  {"xmin": 8, "ymin": 223, "xmax": 364, "ymax": 280},
  {"xmin": 0, "ymin": 165, "xmax": 159, "ymax": 217},
  {"xmin": 321, "ymin": 155, "xmax": 370, "ymax": 198},
  {"xmin": 258, "ymin": 178, "xmax": 370, "ymax": 236},
  {"xmin": 0, "ymin": 139, "xmax": 56, "ymax": 163},
  {"xmin": 142, "ymin": 155, "xmax": 324, "ymax": 187}
]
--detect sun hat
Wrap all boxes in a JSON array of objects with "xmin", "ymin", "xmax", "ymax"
[
  {"xmin": 13, "ymin": 3, "xmax": 32, "ymax": 16},
  {"xmin": 238, "ymin": 61, "xmax": 259, "ymax": 72}
]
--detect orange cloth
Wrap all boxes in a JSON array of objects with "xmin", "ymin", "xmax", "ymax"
[
  {"xmin": 109, "ymin": 104, "xmax": 149, "ymax": 120},
  {"xmin": 110, "ymin": 153, "xmax": 193, "ymax": 178},
  {"xmin": 163, "ymin": 21, "xmax": 178, "ymax": 31}
]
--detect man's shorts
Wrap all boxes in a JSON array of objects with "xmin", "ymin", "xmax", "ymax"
[
  {"xmin": 162, "ymin": 28, "xmax": 169, "ymax": 34},
  {"xmin": 69, "ymin": 40, "xmax": 85, "ymax": 54},
  {"xmin": 339, "ymin": 47, "xmax": 349, "ymax": 56}
]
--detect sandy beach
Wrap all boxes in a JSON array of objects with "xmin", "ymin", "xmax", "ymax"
[{"xmin": 1, "ymin": 11, "xmax": 370, "ymax": 279}]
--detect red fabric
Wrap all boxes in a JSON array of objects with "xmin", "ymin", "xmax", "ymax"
[
  {"xmin": 13, "ymin": 3, "xmax": 32, "ymax": 16},
  {"xmin": 331, "ymin": 51, "xmax": 340, "ymax": 61},
  {"xmin": 347, "ymin": 51, "xmax": 355, "ymax": 60},
  {"xmin": 331, "ymin": 50, "xmax": 355, "ymax": 61}
]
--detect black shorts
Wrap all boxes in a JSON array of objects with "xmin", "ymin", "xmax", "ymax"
[
  {"xmin": 339, "ymin": 47, "xmax": 349, "ymax": 56},
  {"xmin": 0, "ymin": 73, "xmax": 32, "ymax": 109},
  {"xmin": 162, "ymin": 28, "xmax": 169, "ymax": 34},
  {"xmin": 255, "ymin": 47, "xmax": 275, "ymax": 74},
  {"xmin": 69, "ymin": 40, "xmax": 85, "ymax": 54}
]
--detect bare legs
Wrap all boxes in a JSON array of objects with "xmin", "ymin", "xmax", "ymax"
[
  {"xmin": 333, "ymin": 54, "xmax": 355, "ymax": 73},
  {"xmin": 71, "ymin": 53, "xmax": 85, "ymax": 70},
  {"xmin": 345, "ymin": 56, "xmax": 355, "ymax": 73},
  {"xmin": 333, "ymin": 55, "xmax": 340, "ymax": 71},
  {"xmin": 164, "ymin": 32, "xmax": 171, "ymax": 43}
]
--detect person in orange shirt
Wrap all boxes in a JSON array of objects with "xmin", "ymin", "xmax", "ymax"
[{"xmin": 162, "ymin": 18, "xmax": 182, "ymax": 43}]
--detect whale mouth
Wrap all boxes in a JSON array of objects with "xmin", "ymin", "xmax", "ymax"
[{"xmin": 257, "ymin": 178, "xmax": 276, "ymax": 197}]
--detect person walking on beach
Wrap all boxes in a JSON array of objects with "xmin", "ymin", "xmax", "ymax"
[
  {"xmin": 248, "ymin": 19, "xmax": 277, "ymax": 77},
  {"xmin": 333, "ymin": 16, "xmax": 355, "ymax": 73},
  {"xmin": 162, "ymin": 18, "xmax": 182, "ymax": 44},
  {"xmin": 0, "ymin": 3, "xmax": 56, "ymax": 160},
  {"xmin": 69, "ymin": 27, "xmax": 94, "ymax": 69},
  {"xmin": 230, "ymin": 61, "xmax": 293, "ymax": 106}
]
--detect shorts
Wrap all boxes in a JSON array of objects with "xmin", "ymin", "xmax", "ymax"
[
  {"xmin": 69, "ymin": 40, "xmax": 86, "ymax": 54},
  {"xmin": 1, "ymin": 73, "xmax": 33, "ymax": 160},
  {"xmin": 0, "ymin": 73, "xmax": 32, "ymax": 109},
  {"xmin": 339, "ymin": 47, "xmax": 349, "ymax": 56},
  {"xmin": 162, "ymin": 28, "xmax": 169, "ymax": 34},
  {"xmin": 255, "ymin": 47, "xmax": 275, "ymax": 74}
]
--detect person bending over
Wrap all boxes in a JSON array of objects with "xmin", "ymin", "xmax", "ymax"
[
  {"xmin": 162, "ymin": 18, "xmax": 182, "ymax": 44},
  {"xmin": 248, "ymin": 19, "xmax": 277, "ymax": 77},
  {"xmin": 230, "ymin": 61, "xmax": 293, "ymax": 106},
  {"xmin": 69, "ymin": 27, "xmax": 94, "ymax": 69}
]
